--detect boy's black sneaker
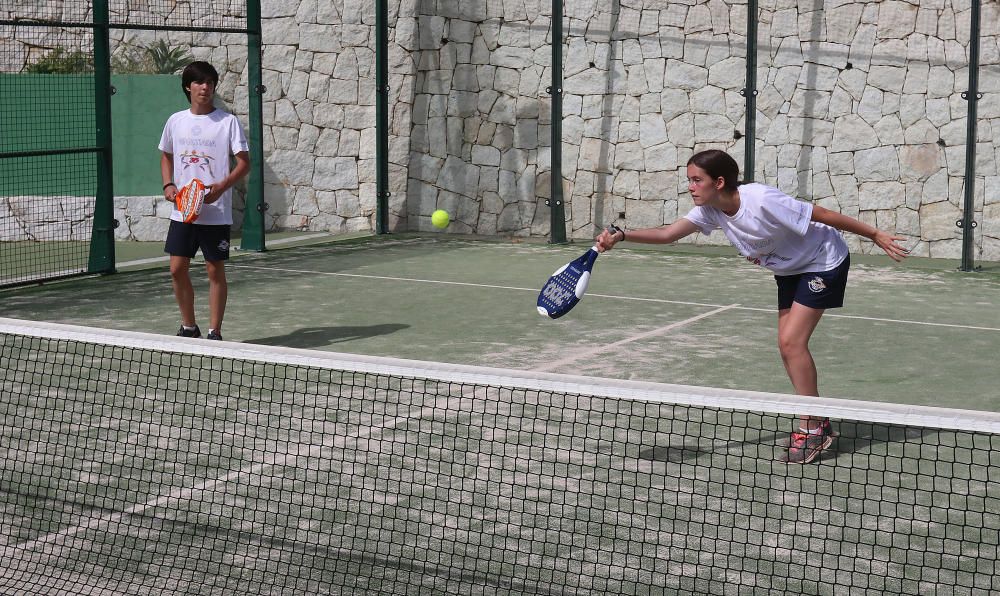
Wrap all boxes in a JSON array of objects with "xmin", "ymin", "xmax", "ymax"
[
  {"xmin": 206, "ymin": 330, "xmax": 223, "ymax": 340},
  {"xmin": 176, "ymin": 325, "xmax": 201, "ymax": 338}
]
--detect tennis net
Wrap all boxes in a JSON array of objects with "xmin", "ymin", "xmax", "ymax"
[{"xmin": 1, "ymin": 318, "xmax": 997, "ymax": 595}]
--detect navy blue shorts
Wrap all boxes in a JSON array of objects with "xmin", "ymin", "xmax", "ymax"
[
  {"xmin": 164, "ymin": 220, "xmax": 231, "ymax": 261},
  {"xmin": 775, "ymin": 255, "xmax": 850, "ymax": 310}
]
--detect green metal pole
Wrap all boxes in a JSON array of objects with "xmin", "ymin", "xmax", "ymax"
[
  {"xmin": 241, "ymin": 0, "xmax": 267, "ymax": 251},
  {"xmin": 375, "ymin": 0, "xmax": 390, "ymax": 234},
  {"xmin": 742, "ymin": 0, "xmax": 758, "ymax": 182},
  {"xmin": 548, "ymin": 0, "xmax": 566, "ymax": 243},
  {"xmin": 959, "ymin": 0, "xmax": 981, "ymax": 271},
  {"xmin": 88, "ymin": 0, "xmax": 115, "ymax": 273}
]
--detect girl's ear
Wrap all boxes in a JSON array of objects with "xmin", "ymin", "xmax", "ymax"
[{"xmin": 715, "ymin": 176, "xmax": 726, "ymax": 190}]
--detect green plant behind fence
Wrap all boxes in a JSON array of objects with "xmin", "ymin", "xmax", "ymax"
[
  {"xmin": 112, "ymin": 40, "xmax": 192, "ymax": 75},
  {"xmin": 24, "ymin": 48, "xmax": 94, "ymax": 74}
]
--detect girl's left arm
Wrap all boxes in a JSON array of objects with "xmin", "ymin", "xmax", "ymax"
[{"xmin": 811, "ymin": 205, "xmax": 909, "ymax": 261}]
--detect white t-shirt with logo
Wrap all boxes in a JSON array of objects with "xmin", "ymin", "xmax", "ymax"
[
  {"xmin": 683, "ymin": 183, "xmax": 849, "ymax": 275},
  {"xmin": 158, "ymin": 108, "xmax": 249, "ymax": 225}
]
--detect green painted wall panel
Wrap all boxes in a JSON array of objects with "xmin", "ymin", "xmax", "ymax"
[
  {"xmin": 110, "ymin": 74, "xmax": 188, "ymax": 196},
  {"xmin": 0, "ymin": 74, "xmax": 185, "ymax": 196}
]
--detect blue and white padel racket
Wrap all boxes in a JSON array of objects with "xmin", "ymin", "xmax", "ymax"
[{"xmin": 536, "ymin": 225, "xmax": 621, "ymax": 319}]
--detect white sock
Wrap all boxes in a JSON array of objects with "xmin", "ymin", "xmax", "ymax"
[{"xmin": 183, "ymin": 324, "xmax": 197, "ymax": 331}]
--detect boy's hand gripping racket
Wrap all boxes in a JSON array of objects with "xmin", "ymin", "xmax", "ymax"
[
  {"xmin": 536, "ymin": 224, "xmax": 622, "ymax": 319},
  {"xmin": 175, "ymin": 178, "xmax": 209, "ymax": 223}
]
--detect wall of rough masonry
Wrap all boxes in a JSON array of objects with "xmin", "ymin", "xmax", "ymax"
[
  {"xmin": 3, "ymin": 0, "xmax": 1000, "ymax": 260},
  {"xmin": 400, "ymin": 0, "xmax": 1000, "ymax": 259}
]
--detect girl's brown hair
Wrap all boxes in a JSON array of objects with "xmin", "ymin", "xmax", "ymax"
[{"xmin": 687, "ymin": 150, "xmax": 741, "ymax": 190}]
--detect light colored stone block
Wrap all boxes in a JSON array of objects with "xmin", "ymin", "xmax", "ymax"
[{"xmin": 920, "ymin": 199, "xmax": 961, "ymax": 240}]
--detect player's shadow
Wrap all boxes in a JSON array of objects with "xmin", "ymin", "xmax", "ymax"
[
  {"xmin": 245, "ymin": 324, "xmax": 409, "ymax": 348},
  {"xmin": 639, "ymin": 432, "xmax": 786, "ymax": 464},
  {"xmin": 638, "ymin": 423, "xmax": 932, "ymax": 464}
]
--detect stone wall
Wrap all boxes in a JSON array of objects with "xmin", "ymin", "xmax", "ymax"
[
  {"xmin": 3, "ymin": 0, "xmax": 1000, "ymax": 260},
  {"xmin": 0, "ymin": 197, "xmax": 93, "ymax": 241},
  {"xmin": 400, "ymin": 0, "xmax": 1000, "ymax": 259}
]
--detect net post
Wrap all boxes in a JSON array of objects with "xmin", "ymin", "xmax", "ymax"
[
  {"xmin": 548, "ymin": 0, "xmax": 567, "ymax": 244},
  {"xmin": 375, "ymin": 0, "xmax": 390, "ymax": 235},
  {"xmin": 240, "ymin": 0, "xmax": 267, "ymax": 252},
  {"xmin": 959, "ymin": 0, "xmax": 981, "ymax": 272},
  {"xmin": 88, "ymin": 0, "xmax": 116, "ymax": 274}
]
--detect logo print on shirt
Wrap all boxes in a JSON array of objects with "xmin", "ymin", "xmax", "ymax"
[
  {"xmin": 180, "ymin": 150, "xmax": 215, "ymax": 179},
  {"xmin": 807, "ymin": 276, "xmax": 827, "ymax": 293}
]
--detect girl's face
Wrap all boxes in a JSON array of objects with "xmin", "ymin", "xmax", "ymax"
[{"xmin": 686, "ymin": 163, "xmax": 724, "ymax": 206}]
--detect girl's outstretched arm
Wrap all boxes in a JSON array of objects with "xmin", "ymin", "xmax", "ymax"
[
  {"xmin": 811, "ymin": 205, "xmax": 909, "ymax": 261},
  {"xmin": 595, "ymin": 218, "xmax": 701, "ymax": 252}
]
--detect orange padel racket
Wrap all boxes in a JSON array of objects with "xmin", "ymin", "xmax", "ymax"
[{"xmin": 175, "ymin": 178, "xmax": 208, "ymax": 223}]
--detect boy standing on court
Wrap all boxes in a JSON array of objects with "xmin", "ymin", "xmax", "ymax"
[{"xmin": 159, "ymin": 61, "xmax": 250, "ymax": 341}]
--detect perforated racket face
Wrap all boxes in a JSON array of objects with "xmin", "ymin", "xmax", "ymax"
[
  {"xmin": 536, "ymin": 248, "xmax": 599, "ymax": 319},
  {"xmin": 176, "ymin": 179, "xmax": 206, "ymax": 223}
]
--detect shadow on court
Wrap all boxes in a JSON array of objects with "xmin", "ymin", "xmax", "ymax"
[
  {"xmin": 245, "ymin": 324, "xmax": 410, "ymax": 348},
  {"xmin": 637, "ymin": 423, "xmax": 933, "ymax": 464},
  {"xmin": 639, "ymin": 432, "xmax": 785, "ymax": 464}
]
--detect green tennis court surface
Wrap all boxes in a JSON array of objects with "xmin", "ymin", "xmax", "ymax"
[
  {"xmin": 3, "ymin": 234, "xmax": 999, "ymax": 410},
  {"xmin": 1, "ymin": 236, "xmax": 999, "ymax": 595}
]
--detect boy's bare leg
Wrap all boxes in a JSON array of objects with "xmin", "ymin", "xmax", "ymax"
[
  {"xmin": 170, "ymin": 255, "xmax": 196, "ymax": 327},
  {"xmin": 206, "ymin": 260, "xmax": 227, "ymax": 332}
]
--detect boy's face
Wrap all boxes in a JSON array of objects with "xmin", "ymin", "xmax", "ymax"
[{"xmin": 187, "ymin": 78, "xmax": 216, "ymax": 106}]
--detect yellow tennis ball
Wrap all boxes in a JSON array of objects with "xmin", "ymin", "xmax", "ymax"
[{"xmin": 431, "ymin": 209, "xmax": 450, "ymax": 229}]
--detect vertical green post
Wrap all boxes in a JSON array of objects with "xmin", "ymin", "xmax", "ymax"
[
  {"xmin": 88, "ymin": 0, "xmax": 115, "ymax": 273},
  {"xmin": 548, "ymin": 0, "xmax": 566, "ymax": 243},
  {"xmin": 742, "ymin": 0, "xmax": 758, "ymax": 182},
  {"xmin": 241, "ymin": 0, "xmax": 267, "ymax": 251},
  {"xmin": 959, "ymin": 0, "xmax": 981, "ymax": 272},
  {"xmin": 375, "ymin": 0, "xmax": 390, "ymax": 234}
]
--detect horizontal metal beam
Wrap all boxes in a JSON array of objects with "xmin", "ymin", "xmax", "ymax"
[{"xmin": 0, "ymin": 147, "xmax": 100, "ymax": 159}]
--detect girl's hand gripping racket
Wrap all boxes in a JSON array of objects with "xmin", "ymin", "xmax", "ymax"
[
  {"xmin": 175, "ymin": 178, "xmax": 209, "ymax": 223},
  {"xmin": 536, "ymin": 224, "xmax": 622, "ymax": 319}
]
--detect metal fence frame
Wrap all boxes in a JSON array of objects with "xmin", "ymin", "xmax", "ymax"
[
  {"xmin": 526, "ymin": 0, "xmax": 988, "ymax": 268},
  {"xmin": 0, "ymin": 0, "xmax": 265, "ymax": 287}
]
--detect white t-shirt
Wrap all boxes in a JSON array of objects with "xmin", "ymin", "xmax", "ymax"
[
  {"xmin": 683, "ymin": 183, "xmax": 849, "ymax": 275},
  {"xmin": 158, "ymin": 108, "xmax": 249, "ymax": 225}
]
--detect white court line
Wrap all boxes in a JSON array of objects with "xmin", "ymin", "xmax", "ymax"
[
  {"xmin": 233, "ymin": 264, "xmax": 542, "ymax": 294},
  {"xmin": 115, "ymin": 233, "xmax": 335, "ymax": 269},
  {"xmin": 8, "ymin": 399, "xmax": 441, "ymax": 555},
  {"xmin": 531, "ymin": 304, "xmax": 740, "ymax": 372},
  {"xmin": 115, "ymin": 255, "xmax": 170, "ymax": 268},
  {"xmin": 233, "ymin": 264, "xmax": 1000, "ymax": 333}
]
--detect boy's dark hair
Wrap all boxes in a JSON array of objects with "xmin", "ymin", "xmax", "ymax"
[
  {"xmin": 181, "ymin": 61, "xmax": 219, "ymax": 101},
  {"xmin": 687, "ymin": 149, "xmax": 741, "ymax": 191}
]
